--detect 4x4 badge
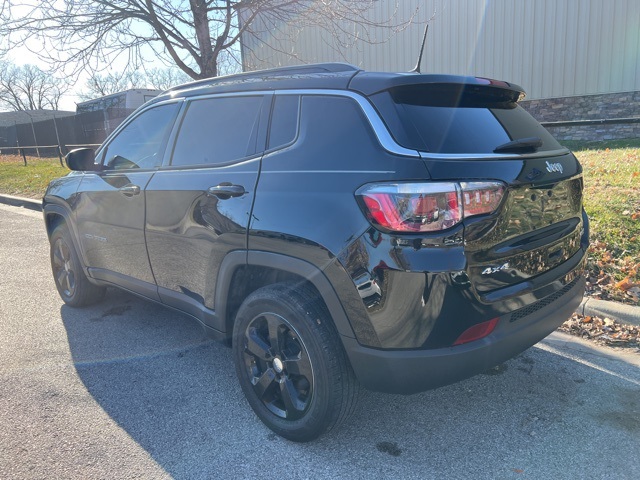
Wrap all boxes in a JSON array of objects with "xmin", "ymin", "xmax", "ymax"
[
  {"xmin": 546, "ymin": 161, "xmax": 563, "ymax": 174},
  {"xmin": 481, "ymin": 263, "xmax": 510, "ymax": 275}
]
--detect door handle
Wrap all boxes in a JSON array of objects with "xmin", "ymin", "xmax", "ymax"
[
  {"xmin": 207, "ymin": 183, "xmax": 246, "ymax": 199},
  {"xmin": 119, "ymin": 184, "xmax": 141, "ymax": 197}
]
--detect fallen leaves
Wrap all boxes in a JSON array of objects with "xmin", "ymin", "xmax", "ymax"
[
  {"xmin": 587, "ymin": 241, "xmax": 640, "ymax": 304},
  {"xmin": 620, "ymin": 210, "xmax": 640, "ymax": 219},
  {"xmin": 615, "ymin": 277, "xmax": 639, "ymax": 291},
  {"xmin": 561, "ymin": 313, "xmax": 640, "ymax": 348}
]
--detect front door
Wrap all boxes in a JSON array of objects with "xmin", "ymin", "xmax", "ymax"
[{"xmin": 75, "ymin": 102, "xmax": 181, "ymax": 299}]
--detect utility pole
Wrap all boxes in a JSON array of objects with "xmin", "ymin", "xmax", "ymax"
[
  {"xmin": 15, "ymin": 120, "xmax": 27, "ymax": 166},
  {"xmin": 28, "ymin": 113, "xmax": 40, "ymax": 158},
  {"xmin": 52, "ymin": 114, "xmax": 64, "ymax": 166}
]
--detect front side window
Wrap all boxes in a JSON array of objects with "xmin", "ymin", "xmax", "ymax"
[
  {"xmin": 102, "ymin": 103, "xmax": 180, "ymax": 170},
  {"xmin": 171, "ymin": 96, "xmax": 263, "ymax": 167}
]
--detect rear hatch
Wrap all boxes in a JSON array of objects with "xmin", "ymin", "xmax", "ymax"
[{"xmin": 364, "ymin": 79, "xmax": 585, "ymax": 298}]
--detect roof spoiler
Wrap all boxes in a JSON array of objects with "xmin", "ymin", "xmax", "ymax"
[{"xmin": 349, "ymin": 72, "xmax": 526, "ymax": 100}]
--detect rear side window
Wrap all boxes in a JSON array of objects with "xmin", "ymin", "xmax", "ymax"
[
  {"xmin": 268, "ymin": 95, "xmax": 300, "ymax": 150},
  {"xmin": 371, "ymin": 85, "xmax": 562, "ymax": 154},
  {"xmin": 171, "ymin": 96, "xmax": 263, "ymax": 167}
]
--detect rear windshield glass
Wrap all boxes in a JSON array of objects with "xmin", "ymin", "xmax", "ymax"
[{"xmin": 371, "ymin": 85, "xmax": 563, "ymax": 154}]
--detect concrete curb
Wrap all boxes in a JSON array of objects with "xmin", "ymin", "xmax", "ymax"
[
  {"xmin": 2, "ymin": 193, "xmax": 638, "ymax": 327},
  {"xmin": 577, "ymin": 297, "xmax": 640, "ymax": 327},
  {"xmin": 0, "ymin": 193, "xmax": 42, "ymax": 212}
]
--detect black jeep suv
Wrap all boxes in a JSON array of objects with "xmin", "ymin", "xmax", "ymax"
[{"xmin": 44, "ymin": 63, "xmax": 588, "ymax": 441}]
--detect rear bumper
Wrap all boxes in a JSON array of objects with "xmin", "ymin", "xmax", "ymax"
[{"xmin": 342, "ymin": 273, "xmax": 585, "ymax": 395}]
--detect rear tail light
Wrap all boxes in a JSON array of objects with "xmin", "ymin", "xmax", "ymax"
[
  {"xmin": 357, "ymin": 181, "xmax": 504, "ymax": 233},
  {"xmin": 453, "ymin": 317, "xmax": 499, "ymax": 346},
  {"xmin": 460, "ymin": 182, "xmax": 505, "ymax": 218}
]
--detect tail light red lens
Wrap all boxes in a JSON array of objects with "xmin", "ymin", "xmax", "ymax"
[
  {"xmin": 359, "ymin": 183, "xmax": 461, "ymax": 232},
  {"xmin": 459, "ymin": 182, "xmax": 505, "ymax": 218},
  {"xmin": 357, "ymin": 182, "xmax": 504, "ymax": 233},
  {"xmin": 453, "ymin": 317, "xmax": 499, "ymax": 346}
]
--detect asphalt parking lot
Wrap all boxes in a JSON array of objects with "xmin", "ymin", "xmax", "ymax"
[{"xmin": 1, "ymin": 202, "xmax": 639, "ymax": 479}]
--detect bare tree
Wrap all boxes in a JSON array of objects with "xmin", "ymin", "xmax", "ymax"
[
  {"xmin": 0, "ymin": 1, "xmax": 418, "ymax": 81},
  {"xmin": 78, "ymin": 71, "xmax": 146, "ymax": 101},
  {"xmin": 78, "ymin": 68, "xmax": 192, "ymax": 101},
  {"xmin": 144, "ymin": 68, "xmax": 192, "ymax": 90},
  {"xmin": 0, "ymin": 62, "xmax": 68, "ymax": 111}
]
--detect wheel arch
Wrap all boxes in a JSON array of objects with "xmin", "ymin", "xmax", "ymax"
[
  {"xmin": 43, "ymin": 205, "xmax": 68, "ymax": 239},
  {"xmin": 215, "ymin": 251, "xmax": 356, "ymax": 343},
  {"xmin": 43, "ymin": 203, "xmax": 89, "ymax": 271}
]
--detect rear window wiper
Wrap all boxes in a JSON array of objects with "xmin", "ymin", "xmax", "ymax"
[{"xmin": 493, "ymin": 137, "xmax": 542, "ymax": 154}]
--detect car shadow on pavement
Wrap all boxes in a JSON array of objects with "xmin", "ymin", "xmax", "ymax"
[{"xmin": 60, "ymin": 289, "xmax": 640, "ymax": 479}]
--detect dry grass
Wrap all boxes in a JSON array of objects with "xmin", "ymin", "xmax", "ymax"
[
  {"xmin": 0, "ymin": 154, "xmax": 67, "ymax": 199},
  {"xmin": 564, "ymin": 139, "xmax": 640, "ymax": 305}
]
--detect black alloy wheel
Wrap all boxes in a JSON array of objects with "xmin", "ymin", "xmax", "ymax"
[
  {"xmin": 233, "ymin": 282, "xmax": 359, "ymax": 442},
  {"xmin": 242, "ymin": 312, "xmax": 314, "ymax": 420},
  {"xmin": 49, "ymin": 224, "xmax": 105, "ymax": 307},
  {"xmin": 52, "ymin": 236, "xmax": 76, "ymax": 298}
]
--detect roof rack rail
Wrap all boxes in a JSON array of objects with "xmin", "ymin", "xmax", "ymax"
[{"xmin": 166, "ymin": 63, "xmax": 360, "ymax": 94}]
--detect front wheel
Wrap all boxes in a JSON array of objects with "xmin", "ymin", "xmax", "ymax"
[
  {"xmin": 232, "ymin": 282, "xmax": 359, "ymax": 442},
  {"xmin": 50, "ymin": 224, "xmax": 105, "ymax": 307}
]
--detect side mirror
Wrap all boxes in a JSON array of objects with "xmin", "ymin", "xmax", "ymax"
[{"xmin": 65, "ymin": 148, "xmax": 98, "ymax": 171}]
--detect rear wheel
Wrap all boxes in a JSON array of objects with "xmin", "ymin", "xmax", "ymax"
[
  {"xmin": 50, "ymin": 224, "xmax": 105, "ymax": 307},
  {"xmin": 232, "ymin": 282, "xmax": 359, "ymax": 442}
]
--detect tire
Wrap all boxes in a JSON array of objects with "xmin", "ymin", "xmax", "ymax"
[
  {"xmin": 50, "ymin": 223, "xmax": 106, "ymax": 307},
  {"xmin": 232, "ymin": 282, "xmax": 359, "ymax": 442}
]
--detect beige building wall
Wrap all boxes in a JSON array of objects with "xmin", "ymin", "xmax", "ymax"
[{"xmin": 241, "ymin": 0, "xmax": 640, "ymax": 100}]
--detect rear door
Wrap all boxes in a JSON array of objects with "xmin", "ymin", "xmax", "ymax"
[
  {"xmin": 144, "ymin": 93, "xmax": 271, "ymax": 327},
  {"xmin": 75, "ymin": 101, "xmax": 181, "ymax": 299}
]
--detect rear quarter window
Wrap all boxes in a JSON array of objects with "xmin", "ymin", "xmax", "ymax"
[{"xmin": 268, "ymin": 95, "xmax": 300, "ymax": 150}]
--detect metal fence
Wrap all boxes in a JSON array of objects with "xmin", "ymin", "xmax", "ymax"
[{"xmin": 0, "ymin": 108, "xmax": 135, "ymax": 164}]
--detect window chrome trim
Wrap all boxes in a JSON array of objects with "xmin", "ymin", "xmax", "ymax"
[
  {"xmin": 264, "ymin": 94, "xmax": 301, "ymax": 154},
  {"xmin": 273, "ymin": 89, "xmax": 421, "ymax": 158},
  {"xmin": 140, "ymin": 89, "xmax": 572, "ymax": 162},
  {"xmin": 166, "ymin": 94, "xmax": 268, "ymax": 168},
  {"xmin": 164, "ymin": 89, "xmax": 417, "ymax": 157},
  {"xmin": 273, "ymin": 90, "xmax": 571, "ymax": 160},
  {"xmin": 419, "ymin": 148, "xmax": 571, "ymax": 160},
  {"xmin": 95, "ymin": 98, "xmax": 185, "ymax": 163}
]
